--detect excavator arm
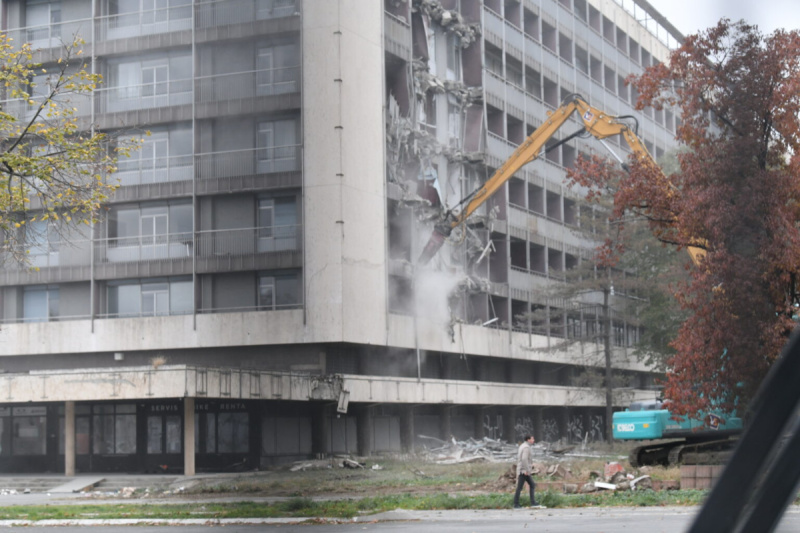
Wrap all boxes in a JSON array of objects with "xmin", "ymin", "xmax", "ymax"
[{"xmin": 417, "ymin": 93, "xmax": 704, "ymax": 265}]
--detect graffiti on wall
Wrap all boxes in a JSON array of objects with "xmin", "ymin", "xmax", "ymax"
[
  {"xmin": 514, "ymin": 416, "xmax": 534, "ymax": 442},
  {"xmin": 589, "ymin": 415, "xmax": 604, "ymax": 442},
  {"xmin": 567, "ymin": 414, "xmax": 584, "ymax": 443},
  {"xmin": 542, "ymin": 418, "xmax": 559, "ymax": 443},
  {"xmin": 483, "ymin": 414, "xmax": 503, "ymax": 440}
]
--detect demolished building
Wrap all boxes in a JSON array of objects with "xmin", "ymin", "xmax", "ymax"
[{"xmin": 0, "ymin": 0, "xmax": 681, "ymax": 474}]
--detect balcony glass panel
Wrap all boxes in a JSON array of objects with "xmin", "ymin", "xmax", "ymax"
[
  {"xmin": 98, "ymin": 0, "xmax": 191, "ymax": 40},
  {"xmin": 196, "ymin": 0, "xmax": 296, "ymax": 28}
]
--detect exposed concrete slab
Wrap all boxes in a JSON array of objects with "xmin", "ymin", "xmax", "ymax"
[{"xmin": 49, "ymin": 476, "xmax": 105, "ymax": 494}]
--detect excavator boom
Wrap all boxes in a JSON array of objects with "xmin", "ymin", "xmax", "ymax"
[{"xmin": 417, "ymin": 93, "xmax": 704, "ymax": 265}]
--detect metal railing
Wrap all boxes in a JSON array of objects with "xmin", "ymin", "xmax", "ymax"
[
  {"xmin": 95, "ymin": 78, "xmax": 193, "ymax": 114},
  {"xmin": 115, "ymin": 154, "xmax": 194, "ymax": 186},
  {"xmin": 196, "ymin": 0, "xmax": 297, "ymax": 28},
  {"xmin": 195, "ymin": 67, "xmax": 300, "ymax": 102},
  {"xmin": 94, "ymin": 232, "xmax": 194, "ymax": 264},
  {"xmin": 196, "ymin": 225, "xmax": 301, "ymax": 256},
  {"xmin": 196, "ymin": 145, "xmax": 301, "ymax": 179},
  {"xmin": 95, "ymin": 3, "xmax": 192, "ymax": 41}
]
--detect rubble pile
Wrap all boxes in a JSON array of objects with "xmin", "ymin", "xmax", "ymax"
[{"xmin": 419, "ymin": 435, "xmax": 533, "ymax": 464}]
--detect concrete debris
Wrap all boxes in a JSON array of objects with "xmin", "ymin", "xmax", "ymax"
[
  {"xmin": 0, "ymin": 489, "xmax": 18, "ymax": 495},
  {"xmin": 631, "ymin": 475, "xmax": 653, "ymax": 491},
  {"xmin": 120, "ymin": 487, "xmax": 136, "ymax": 498},
  {"xmin": 580, "ymin": 482, "xmax": 598, "ymax": 493},
  {"xmin": 545, "ymin": 464, "xmax": 572, "ymax": 480},
  {"xmin": 604, "ymin": 461, "xmax": 625, "ymax": 480},
  {"xmin": 342, "ymin": 458, "xmax": 366, "ymax": 469},
  {"xmin": 412, "ymin": 0, "xmax": 482, "ymax": 47},
  {"xmin": 594, "ymin": 481, "xmax": 617, "ymax": 491},
  {"xmin": 371, "ymin": 464, "xmax": 384, "ymax": 471},
  {"xmin": 23, "ymin": 488, "xmax": 30, "ymax": 494},
  {"xmin": 420, "ymin": 435, "xmax": 544, "ymax": 464}
]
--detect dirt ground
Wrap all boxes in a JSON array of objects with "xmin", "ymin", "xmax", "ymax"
[{"xmin": 182, "ymin": 445, "xmax": 681, "ymax": 498}]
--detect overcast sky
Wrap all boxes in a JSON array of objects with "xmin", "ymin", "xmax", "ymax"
[{"xmin": 647, "ymin": 0, "xmax": 800, "ymax": 37}]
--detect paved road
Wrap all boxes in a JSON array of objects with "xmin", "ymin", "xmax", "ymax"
[{"xmin": 1, "ymin": 507, "xmax": 799, "ymax": 531}]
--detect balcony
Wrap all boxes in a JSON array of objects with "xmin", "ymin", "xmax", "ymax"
[
  {"xmin": 195, "ymin": 0, "xmax": 296, "ymax": 29},
  {"xmin": 4, "ymin": 18, "xmax": 93, "ymax": 50},
  {"xmin": 95, "ymin": 3, "xmax": 192, "ymax": 42},
  {"xmin": 96, "ymin": 78, "xmax": 193, "ymax": 115},
  {"xmin": 196, "ymin": 67, "xmax": 299, "ymax": 102},
  {"xmin": 116, "ymin": 154, "xmax": 194, "ymax": 187}
]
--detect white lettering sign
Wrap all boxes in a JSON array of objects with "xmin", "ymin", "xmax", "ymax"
[{"xmin": 616, "ymin": 423, "xmax": 636, "ymax": 432}]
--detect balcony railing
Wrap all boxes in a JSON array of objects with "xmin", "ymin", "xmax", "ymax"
[
  {"xmin": 196, "ymin": 0, "xmax": 297, "ymax": 28},
  {"xmin": 196, "ymin": 67, "xmax": 300, "ymax": 102},
  {"xmin": 196, "ymin": 145, "xmax": 301, "ymax": 179},
  {"xmin": 115, "ymin": 154, "xmax": 194, "ymax": 186},
  {"xmin": 95, "ymin": 3, "xmax": 192, "ymax": 41},
  {"xmin": 95, "ymin": 232, "xmax": 194, "ymax": 264},
  {"xmin": 196, "ymin": 225, "xmax": 301, "ymax": 256},
  {"xmin": 95, "ymin": 78, "xmax": 193, "ymax": 114},
  {"xmin": 2, "ymin": 0, "xmax": 298, "ymax": 53}
]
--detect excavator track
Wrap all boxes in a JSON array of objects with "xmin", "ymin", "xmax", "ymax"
[{"xmin": 629, "ymin": 438, "xmax": 738, "ymax": 467}]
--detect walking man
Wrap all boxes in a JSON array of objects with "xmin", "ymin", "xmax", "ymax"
[{"xmin": 513, "ymin": 434, "xmax": 539, "ymax": 508}]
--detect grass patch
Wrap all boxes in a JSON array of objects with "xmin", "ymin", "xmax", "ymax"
[{"xmin": 0, "ymin": 490, "xmax": 710, "ymax": 522}]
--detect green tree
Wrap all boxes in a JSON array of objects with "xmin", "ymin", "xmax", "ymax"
[{"xmin": 0, "ymin": 35, "xmax": 134, "ymax": 263}]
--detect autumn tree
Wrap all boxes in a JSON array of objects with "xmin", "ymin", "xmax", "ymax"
[
  {"xmin": 570, "ymin": 20, "xmax": 800, "ymax": 419},
  {"xmin": 0, "ymin": 35, "xmax": 132, "ymax": 264}
]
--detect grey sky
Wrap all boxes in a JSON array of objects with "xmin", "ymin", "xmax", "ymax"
[{"xmin": 647, "ymin": 0, "xmax": 800, "ymax": 37}]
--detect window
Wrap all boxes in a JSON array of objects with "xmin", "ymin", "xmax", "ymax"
[
  {"xmin": 256, "ymin": 44, "xmax": 299, "ymax": 95},
  {"xmin": 258, "ymin": 271, "xmax": 301, "ymax": 310},
  {"xmin": 109, "ymin": 53, "xmax": 191, "ymax": 111},
  {"xmin": 108, "ymin": 0, "xmax": 191, "ymax": 36},
  {"xmin": 26, "ymin": 1, "xmax": 61, "ymax": 44},
  {"xmin": 24, "ymin": 220, "xmax": 60, "ymax": 267},
  {"xmin": 257, "ymin": 196, "xmax": 297, "ymax": 251},
  {"xmin": 257, "ymin": 119, "xmax": 298, "ymax": 173},
  {"xmin": 147, "ymin": 412, "xmax": 181, "ymax": 454},
  {"xmin": 255, "ymin": 0, "xmax": 295, "ymax": 20},
  {"xmin": 107, "ymin": 201, "xmax": 192, "ymax": 260},
  {"xmin": 107, "ymin": 277, "xmax": 193, "ymax": 317},
  {"xmin": 446, "ymin": 33, "xmax": 461, "ymax": 81},
  {"xmin": 116, "ymin": 127, "xmax": 192, "ymax": 185},
  {"xmin": 23, "ymin": 286, "xmax": 59, "ymax": 323},
  {"xmin": 92, "ymin": 404, "xmax": 136, "ymax": 455}
]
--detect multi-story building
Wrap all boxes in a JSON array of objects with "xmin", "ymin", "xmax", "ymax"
[{"xmin": 0, "ymin": 0, "xmax": 682, "ymax": 474}]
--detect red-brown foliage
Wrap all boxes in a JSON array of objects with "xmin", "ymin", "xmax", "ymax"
[{"xmin": 570, "ymin": 20, "xmax": 800, "ymax": 417}]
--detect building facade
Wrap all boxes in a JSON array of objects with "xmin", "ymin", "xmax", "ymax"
[{"xmin": 0, "ymin": 0, "xmax": 681, "ymax": 474}]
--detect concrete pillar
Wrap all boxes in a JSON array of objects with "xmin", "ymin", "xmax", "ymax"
[
  {"xmin": 533, "ymin": 408, "xmax": 543, "ymax": 442},
  {"xmin": 312, "ymin": 403, "xmax": 332, "ymax": 456},
  {"xmin": 184, "ymin": 398, "xmax": 195, "ymax": 476},
  {"xmin": 558, "ymin": 408, "xmax": 570, "ymax": 444},
  {"xmin": 399, "ymin": 405, "xmax": 415, "ymax": 453},
  {"xmin": 439, "ymin": 405, "xmax": 452, "ymax": 441},
  {"xmin": 473, "ymin": 407, "xmax": 486, "ymax": 439},
  {"xmin": 503, "ymin": 407, "xmax": 518, "ymax": 443},
  {"xmin": 356, "ymin": 405, "xmax": 373, "ymax": 456},
  {"xmin": 64, "ymin": 401, "xmax": 75, "ymax": 477}
]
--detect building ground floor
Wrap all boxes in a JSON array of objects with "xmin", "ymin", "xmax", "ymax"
[{"xmin": 0, "ymin": 397, "xmax": 608, "ymax": 475}]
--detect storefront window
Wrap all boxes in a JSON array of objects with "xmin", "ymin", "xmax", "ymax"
[
  {"xmin": 12, "ymin": 413, "xmax": 46, "ymax": 456},
  {"xmin": 92, "ymin": 404, "xmax": 136, "ymax": 455}
]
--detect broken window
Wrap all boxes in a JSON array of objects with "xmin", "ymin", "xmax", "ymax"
[
  {"xmin": 575, "ymin": 45, "xmax": 588, "ymax": 74},
  {"xmin": 602, "ymin": 16, "xmax": 614, "ymax": 42},
  {"xmin": 446, "ymin": 33, "xmax": 461, "ymax": 81},
  {"xmin": 530, "ymin": 243, "xmax": 546, "ymax": 273},
  {"xmin": 604, "ymin": 65, "xmax": 616, "ymax": 92},
  {"xmin": 629, "ymin": 38, "xmax": 640, "ymax": 63},
  {"xmin": 523, "ymin": 8, "xmax": 539, "ymax": 40},
  {"xmin": 506, "ymin": 54, "xmax": 522, "ymax": 87},
  {"xmin": 217, "ymin": 412, "xmax": 249, "ymax": 453},
  {"xmin": 616, "ymin": 27, "xmax": 628, "ymax": 54},
  {"xmin": 573, "ymin": 0, "xmax": 587, "ymax": 22},
  {"xmin": 543, "ymin": 76, "xmax": 558, "ymax": 107},
  {"xmin": 542, "ymin": 20, "xmax": 556, "ymax": 53},
  {"xmin": 588, "ymin": 5, "xmax": 601, "ymax": 32},
  {"xmin": 590, "ymin": 55, "xmax": 602, "ymax": 84},
  {"xmin": 525, "ymin": 66, "xmax": 541, "ymax": 99},
  {"xmin": 484, "ymin": 44, "xmax": 503, "ymax": 78},
  {"xmin": 503, "ymin": 0, "xmax": 520, "ymax": 25},
  {"xmin": 617, "ymin": 74, "xmax": 627, "ymax": 101},
  {"xmin": 559, "ymin": 33, "xmax": 572, "ymax": 63}
]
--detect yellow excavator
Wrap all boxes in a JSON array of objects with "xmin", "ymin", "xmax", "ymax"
[{"xmin": 417, "ymin": 93, "xmax": 705, "ymax": 266}]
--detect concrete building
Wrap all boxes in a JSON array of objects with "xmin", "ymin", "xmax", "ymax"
[{"xmin": 0, "ymin": 0, "xmax": 682, "ymax": 474}]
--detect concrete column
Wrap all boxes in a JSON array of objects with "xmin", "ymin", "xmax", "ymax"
[
  {"xmin": 533, "ymin": 408, "xmax": 543, "ymax": 443},
  {"xmin": 473, "ymin": 407, "xmax": 486, "ymax": 439},
  {"xmin": 439, "ymin": 405, "xmax": 452, "ymax": 441},
  {"xmin": 356, "ymin": 405, "xmax": 373, "ymax": 456},
  {"xmin": 64, "ymin": 401, "xmax": 75, "ymax": 477},
  {"xmin": 312, "ymin": 403, "xmax": 332, "ymax": 456},
  {"xmin": 184, "ymin": 398, "xmax": 195, "ymax": 476},
  {"xmin": 558, "ymin": 408, "xmax": 570, "ymax": 444},
  {"xmin": 503, "ymin": 407, "xmax": 518, "ymax": 443},
  {"xmin": 399, "ymin": 405, "xmax": 415, "ymax": 453}
]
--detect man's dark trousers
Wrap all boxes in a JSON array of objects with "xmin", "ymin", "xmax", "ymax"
[{"xmin": 514, "ymin": 473, "xmax": 535, "ymax": 506}]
